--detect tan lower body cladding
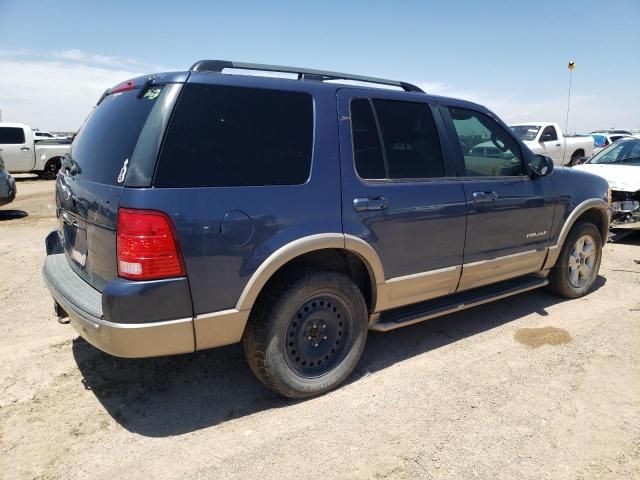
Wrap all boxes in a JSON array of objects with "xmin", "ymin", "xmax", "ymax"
[{"xmin": 374, "ymin": 248, "xmax": 547, "ymax": 312}]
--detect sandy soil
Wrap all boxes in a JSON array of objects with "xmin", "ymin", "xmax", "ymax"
[{"xmin": 1, "ymin": 178, "xmax": 639, "ymax": 480}]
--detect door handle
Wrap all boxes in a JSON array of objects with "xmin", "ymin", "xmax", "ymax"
[
  {"xmin": 20, "ymin": 147, "xmax": 31, "ymax": 151},
  {"xmin": 472, "ymin": 191, "xmax": 498, "ymax": 203},
  {"xmin": 353, "ymin": 196, "xmax": 388, "ymax": 212},
  {"xmin": 555, "ymin": 143, "xmax": 561, "ymax": 147}
]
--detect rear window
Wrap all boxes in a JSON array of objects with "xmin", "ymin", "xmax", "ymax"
[
  {"xmin": 0, "ymin": 127, "xmax": 26, "ymax": 144},
  {"xmin": 154, "ymin": 84, "xmax": 313, "ymax": 187},
  {"xmin": 70, "ymin": 86, "xmax": 165, "ymax": 185}
]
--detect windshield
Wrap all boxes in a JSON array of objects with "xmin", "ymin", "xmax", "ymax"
[
  {"xmin": 510, "ymin": 125, "xmax": 540, "ymax": 141},
  {"xmin": 587, "ymin": 138, "xmax": 640, "ymax": 165},
  {"xmin": 69, "ymin": 86, "xmax": 165, "ymax": 185}
]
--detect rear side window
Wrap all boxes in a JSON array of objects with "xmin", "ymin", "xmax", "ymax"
[
  {"xmin": 0, "ymin": 127, "xmax": 26, "ymax": 144},
  {"xmin": 350, "ymin": 98, "xmax": 445, "ymax": 180},
  {"xmin": 155, "ymin": 84, "xmax": 313, "ymax": 187},
  {"xmin": 350, "ymin": 99, "xmax": 386, "ymax": 179},
  {"xmin": 70, "ymin": 87, "xmax": 165, "ymax": 185}
]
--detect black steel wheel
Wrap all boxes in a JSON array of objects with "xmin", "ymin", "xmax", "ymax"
[
  {"xmin": 38, "ymin": 158, "xmax": 61, "ymax": 180},
  {"xmin": 284, "ymin": 294, "xmax": 352, "ymax": 377},
  {"xmin": 243, "ymin": 270, "xmax": 368, "ymax": 398}
]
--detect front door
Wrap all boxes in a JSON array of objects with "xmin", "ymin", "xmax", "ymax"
[
  {"xmin": 0, "ymin": 126, "xmax": 33, "ymax": 172},
  {"xmin": 338, "ymin": 89, "xmax": 467, "ymax": 311},
  {"xmin": 539, "ymin": 125, "xmax": 563, "ymax": 164},
  {"xmin": 441, "ymin": 105, "xmax": 556, "ymax": 291}
]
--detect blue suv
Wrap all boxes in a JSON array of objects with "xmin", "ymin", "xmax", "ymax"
[{"xmin": 44, "ymin": 60, "xmax": 610, "ymax": 398}]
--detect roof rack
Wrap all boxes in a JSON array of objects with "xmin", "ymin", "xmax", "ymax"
[{"xmin": 189, "ymin": 60, "xmax": 424, "ymax": 93}]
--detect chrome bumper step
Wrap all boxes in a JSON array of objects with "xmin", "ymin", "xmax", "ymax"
[{"xmin": 370, "ymin": 275, "xmax": 549, "ymax": 332}]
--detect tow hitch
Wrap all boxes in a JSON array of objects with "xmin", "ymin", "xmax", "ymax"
[{"xmin": 54, "ymin": 302, "xmax": 70, "ymax": 324}]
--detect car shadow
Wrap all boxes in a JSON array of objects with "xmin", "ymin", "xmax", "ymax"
[
  {"xmin": 73, "ymin": 276, "xmax": 606, "ymax": 438},
  {"xmin": 0, "ymin": 209, "xmax": 28, "ymax": 221},
  {"xmin": 12, "ymin": 174, "xmax": 41, "ymax": 181},
  {"xmin": 610, "ymin": 230, "xmax": 640, "ymax": 245}
]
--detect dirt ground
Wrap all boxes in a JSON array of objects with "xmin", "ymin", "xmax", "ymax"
[{"xmin": 1, "ymin": 178, "xmax": 639, "ymax": 480}]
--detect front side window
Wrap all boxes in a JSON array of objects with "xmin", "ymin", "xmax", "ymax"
[
  {"xmin": 448, "ymin": 107, "xmax": 524, "ymax": 177},
  {"xmin": 350, "ymin": 98, "xmax": 445, "ymax": 180},
  {"xmin": 155, "ymin": 84, "xmax": 313, "ymax": 187},
  {"xmin": 540, "ymin": 126, "xmax": 558, "ymax": 142},
  {"xmin": 0, "ymin": 127, "xmax": 26, "ymax": 144}
]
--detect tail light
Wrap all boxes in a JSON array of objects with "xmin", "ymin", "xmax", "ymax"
[
  {"xmin": 117, "ymin": 208, "xmax": 185, "ymax": 280},
  {"xmin": 110, "ymin": 80, "xmax": 135, "ymax": 94}
]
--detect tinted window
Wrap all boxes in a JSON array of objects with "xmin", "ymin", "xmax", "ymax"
[
  {"xmin": 448, "ymin": 107, "xmax": 524, "ymax": 177},
  {"xmin": 155, "ymin": 84, "xmax": 313, "ymax": 187},
  {"xmin": 70, "ymin": 87, "xmax": 165, "ymax": 185},
  {"xmin": 350, "ymin": 99, "xmax": 385, "ymax": 179},
  {"xmin": 374, "ymin": 99, "xmax": 445, "ymax": 179},
  {"xmin": 0, "ymin": 127, "xmax": 26, "ymax": 144},
  {"xmin": 350, "ymin": 98, "xmax": 445, "ymax": 180}
]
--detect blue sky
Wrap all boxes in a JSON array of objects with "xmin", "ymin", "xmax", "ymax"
[{"xmin": 1, "ymin": 0, "xmax": 639, "ymax": 131}]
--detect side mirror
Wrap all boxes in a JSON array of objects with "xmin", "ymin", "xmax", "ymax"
[{"xmin": 529, "ymin": 154, "xmax": 554, "ymax": 178}]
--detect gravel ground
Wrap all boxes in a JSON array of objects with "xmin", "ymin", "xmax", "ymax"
[{"xmin": 1, "ymin": 178, "xmax": 639, "ymax": 480}]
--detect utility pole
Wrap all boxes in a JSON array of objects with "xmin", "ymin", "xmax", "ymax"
[
  {"xmin": 0, "ymin": 109, "xmax": 3, "ymax": 122},
  {"xmin": 562, "ymin": 61, "xmax": 576, "ymax": 165}
]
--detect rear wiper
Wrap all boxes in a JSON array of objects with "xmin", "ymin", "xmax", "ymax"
[{"xmin": 137, "ymin": 76, "xmax": 156, "ymax": 98}]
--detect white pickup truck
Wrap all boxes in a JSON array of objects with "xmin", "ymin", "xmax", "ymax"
[
  {"xmin": 0, "ymin": 123, "xmax": 71, "ymax": 179},
  {"xmin": 510, "ymin": 122, "xmax": 593, "ymax": 166}
]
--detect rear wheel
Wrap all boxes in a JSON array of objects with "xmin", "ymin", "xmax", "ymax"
[
  {"xmin": 569, "ymin": 151, "xmax": 584, "ymax": 166},
  {"xmin": 38, "ymin": 158, "xmax": 61, "ymax": 180},
  {"xmin": 549, "ymin": 222, "xmax": 602, "ymax": 298},
  {"xmin": 243, "ymin": 271, "xmax": 368, "ymax": 398}
]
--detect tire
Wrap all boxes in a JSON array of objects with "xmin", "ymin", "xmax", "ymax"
[
  {"xmin": 549, "ymin": 222, "xmax": 602, "ymax": 298},
  {"xmin": 38, "ymin": 158, "xmax": 61, "ymax": 180},
  {"xmin": 243, "ymin": 270, "xmax": 368, "ymax": 399},
  {"xmin": 568, "ymin": 151, "xmax": 583, "ymax": 167}
]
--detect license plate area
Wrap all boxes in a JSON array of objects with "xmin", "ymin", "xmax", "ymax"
[{"xmin": 60, "ymin": 210, "xmax": 88, "ymax": 269}]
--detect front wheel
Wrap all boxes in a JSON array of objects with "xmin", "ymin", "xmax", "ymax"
[
  {"xmin": 549, "ymin": 222, "xmax": 602, "ymax": 298},
  {"xmin": 243, "ymin": 271, "xmax": 368, "ymax": 398}
]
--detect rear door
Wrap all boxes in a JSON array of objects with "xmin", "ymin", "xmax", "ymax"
[
  {"xmin": 57, "ymin": 82, "xmax": 180, "ymax": 291},
  {"xmin": 441, "ymin": 105, "xmax": 556, "ymax": 291},
  {"xmin": 338, "ymin": 89, "xmax": 466, "ymax": 310},
  {"xmin": 0, "ymin": 126, "xmax": 33, "ymax": 172}
]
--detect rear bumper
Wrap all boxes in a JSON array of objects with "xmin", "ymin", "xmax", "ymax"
[
  {"xmin": 43, "ymin": 252, "xmax": 195, "ymax": 358},
  {"xmin": 0, "ymin": 172, "xmax": 16, "ymax": 206}
]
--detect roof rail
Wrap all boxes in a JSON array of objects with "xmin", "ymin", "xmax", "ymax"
[{"xmin": 189, "ymin": 60, "xmax": 424, "ymax": 93}]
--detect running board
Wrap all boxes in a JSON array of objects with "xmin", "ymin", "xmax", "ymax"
[{"xmin": 370, "ymin": 276, "xmax": 549, "ymax": 332}]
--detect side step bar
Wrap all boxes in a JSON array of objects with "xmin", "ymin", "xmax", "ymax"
[{"xmin": 370, "ymin": 275, "xmax": 549, "ymax": 332}]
